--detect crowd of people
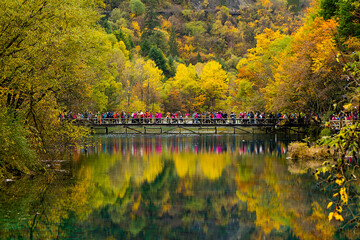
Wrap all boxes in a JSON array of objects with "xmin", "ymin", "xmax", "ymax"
[
  {"xmin": 60, "ymin": 110, "xmax": 319, "ymax": 124},
  {"xmin": 330, "ymin": 112, "xmax": 359, "ymax": 120}
]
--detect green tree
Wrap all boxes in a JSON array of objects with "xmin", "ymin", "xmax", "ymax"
[
  {"xmin": 114, "ymin": 29, "xmax": 135, "ymax": 50},
  {"xmin": 130, "ymin": 0, "xmax": 146, "ymax": 16},
  {"xmin": 141, "ymin": 39, "xmax": 152, "ymax": 56},
  {"xmin": 148, "ymin": 46, "xmax": 171, "ymax": 79},
  {"xmin": 168, "ymin": 26, "xmax": 179, "ymax": 57},
  {"xmin": 338, "ymin": 0, "xmax": 360, "ymax": 40},
  {"xmin": 143, "ymin": 5, "xmax": 160, "ymax": 34},
  {"xmin": 319, "ymin": 0, "xmax": 339, "ymax": 20}
]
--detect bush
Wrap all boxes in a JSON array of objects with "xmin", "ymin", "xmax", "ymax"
[
  {"xmin": 288, "ymin": 142, "xmax": 333, "ymax": 162},
  {"xmin": 320, "ymin": 127, "xmax": 332, "ymax": 137}
]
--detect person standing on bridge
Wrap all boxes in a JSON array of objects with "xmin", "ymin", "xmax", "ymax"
[
  {"xmin": 149, "ymin": 112, "xmax": 153, "ymax": 123},
  {"xmin": 185, "ymin": 113, "xmax": 189, "ymax": 123},
  {"xmin": 97, "ymin": 112, "xmax": 102, "ymax": 124},
  {"xmin": 157, "ymin": 112, "xmax": 162, "ymax": 123},
  {"xmin": 145, "ymin": 111, "xmax": 149, "ymax": 123},
  {"xmin": 166, "ymin": 112, "xmax": 170, "ymax": 124},
  {"xmin": 230, "ymin": 112, "xmax": 236, "ymax": 124}
]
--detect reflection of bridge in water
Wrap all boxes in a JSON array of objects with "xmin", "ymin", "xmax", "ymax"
[
  {"xmin": 87, "ymin": 135, "xmax": 295, "ymax": 157},
  {"xmin": 75, "ymin": 118, "xmax": 310, "ymax": 135}
]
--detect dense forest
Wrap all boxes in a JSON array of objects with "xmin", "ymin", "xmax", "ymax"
[{"xmin": 0, "ymin": 0, "xmax": 359, "ymax": 178}]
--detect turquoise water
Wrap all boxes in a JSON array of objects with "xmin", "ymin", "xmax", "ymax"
[{"xmin": 0, "ymin": 134, "xmax": 335, "ymax": 239}]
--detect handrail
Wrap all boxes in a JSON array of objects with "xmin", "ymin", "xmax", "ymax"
[
  {"xmin": 329, "ymin": 120, "xmax": 360, "ymax": 130},
  {"xmin": 69, "ymin": 117, "xmax": 309, "ymax": 126}
]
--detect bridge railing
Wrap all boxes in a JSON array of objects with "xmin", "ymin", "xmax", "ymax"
[
  {"xmin": 329, "ymin": 120, "xmax": 360, "ymax": 130},
  {"xmin": 73, "ymin": 117, "xmax": 308, "ymax": 126}
]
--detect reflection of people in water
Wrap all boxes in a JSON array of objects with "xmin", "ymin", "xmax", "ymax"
[{"xmin": 90, "ymin": 135, "xmax": 290, "ymax": 157}]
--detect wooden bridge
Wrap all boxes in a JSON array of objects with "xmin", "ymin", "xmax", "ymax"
[
  {"xmin": 73, "ymin": 118, "xmax": 310, "ymax": 134},
  {"xmin": 329, "ymin": 120, "xmax": 360, "ymax": 131}
]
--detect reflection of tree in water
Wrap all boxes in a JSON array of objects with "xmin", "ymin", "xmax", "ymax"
[
  {"xmin": 236, "ymin": 156, "xmax": 335, "ymax": 239},
  {"xmin": 0, "ymin": 135, "xmax": 336, "ymax": 239}
]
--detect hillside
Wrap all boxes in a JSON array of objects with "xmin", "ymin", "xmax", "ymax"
[{"xmin": 99, "ymin": 0, "xmax": 310, "ymax": 71}]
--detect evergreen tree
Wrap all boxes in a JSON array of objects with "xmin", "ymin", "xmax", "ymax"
[
  {"xmin": 141, "ymin": 39, "xmax": 152, "ymax": 56},
  {"xmin": 143, "ymin": 5, "xmax": 160, "ymax": 35},
  {"xmin": 196, "ymin": 52, "xmax": 202, "ymax": 63},
  {"xmin": 168, "ymin": 56, "xmax": 176, "ymax": 78},
  {"xmin": 168, "ymin": 26, "xmax": 179, "ymax": 57},
  {"xmin": 148, "ymin": 46, "xmax": 171, "ymax": 79},
  {"xmin": 338, "ymin": 0, "xmax": 360, "ymax": 40},
  {"xmin": 319, "ymin": 0, "xmax": 339, "ymax": 20}
]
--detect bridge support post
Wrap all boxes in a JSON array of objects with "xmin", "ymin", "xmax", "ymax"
[
  {"xmin": 144, "ymin": 127, "xmax": 146, "ymax": 134},
  {"xmin": 215, "ymin": 127, "xmax": 217, "ymax": 134},
  {"xmin": 105, "ymin": 127, "xmax": 108, "ymax": 134}
]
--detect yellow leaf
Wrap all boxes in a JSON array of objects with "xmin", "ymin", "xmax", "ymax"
[
  {"xmin": 343, "ymin": 103, "xmax": 352, "ymax": 110},
  {"xmin": 334, "ymin": 212, "xmax": 344, "ymax": 221},
  {"xmin": 340, "ymin": 187, "xmax": 348, "ymax": 204},
  {"xmin": 336, "ymin": 178, "xmax": 344, "ymax": 186},
  {"xmin": 327, "ymin": 202, "xmax": 333, "ymax": 209},
  {"xmin": 333, "ymin": 193, "xmax": 339, "ymax": 197},
  {"xmin": 336, "ymin": 205, "xmax": 342, "ymax": 213},
  {"xmin": 329, "ymin": 212, "xmax": 334, "ymax": 222}
]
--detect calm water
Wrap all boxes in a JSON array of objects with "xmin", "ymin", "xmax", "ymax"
[{"xmin": 0, "ymin": 134, "xmax": 336, "ymax": 239}]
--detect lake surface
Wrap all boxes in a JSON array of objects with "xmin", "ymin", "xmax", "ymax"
[{"xmin": 0, "ymin": 134, "xmax": 336, "ymax": 239}]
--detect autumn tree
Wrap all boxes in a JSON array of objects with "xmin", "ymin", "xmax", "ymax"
[
  {"xmin": 172, "ymin": 63, "xmax": 203, "ymax": 111},
  {"xmin": 263, "ymin": 17, "xmax": 342, "ymax": 112},
  {"xmin": 119, "ymin": 59, "xmax": 163, "ymax": 112},
  {"xmin": 200, "ymin": 61, "xmax": 229, "ymax": 110}
]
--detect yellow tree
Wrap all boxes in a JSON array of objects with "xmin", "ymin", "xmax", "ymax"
[
  {"xmin": 173, "ymin": 63, "xmax": 203, "ymax": 111},
  {"xmin": 118, "ymin": 58, "xmax": 163, "ymax": 112},
  {"xmin": 142, "ymin": 60, "xmax": 163, "ymax": 112},
  {"xmin": 233, "ymin": 29, "xmax": 291, "ymax": 111},
  {"xmin": 200, "ymin": 61, "xmax": 228, "ymax": 110}
]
